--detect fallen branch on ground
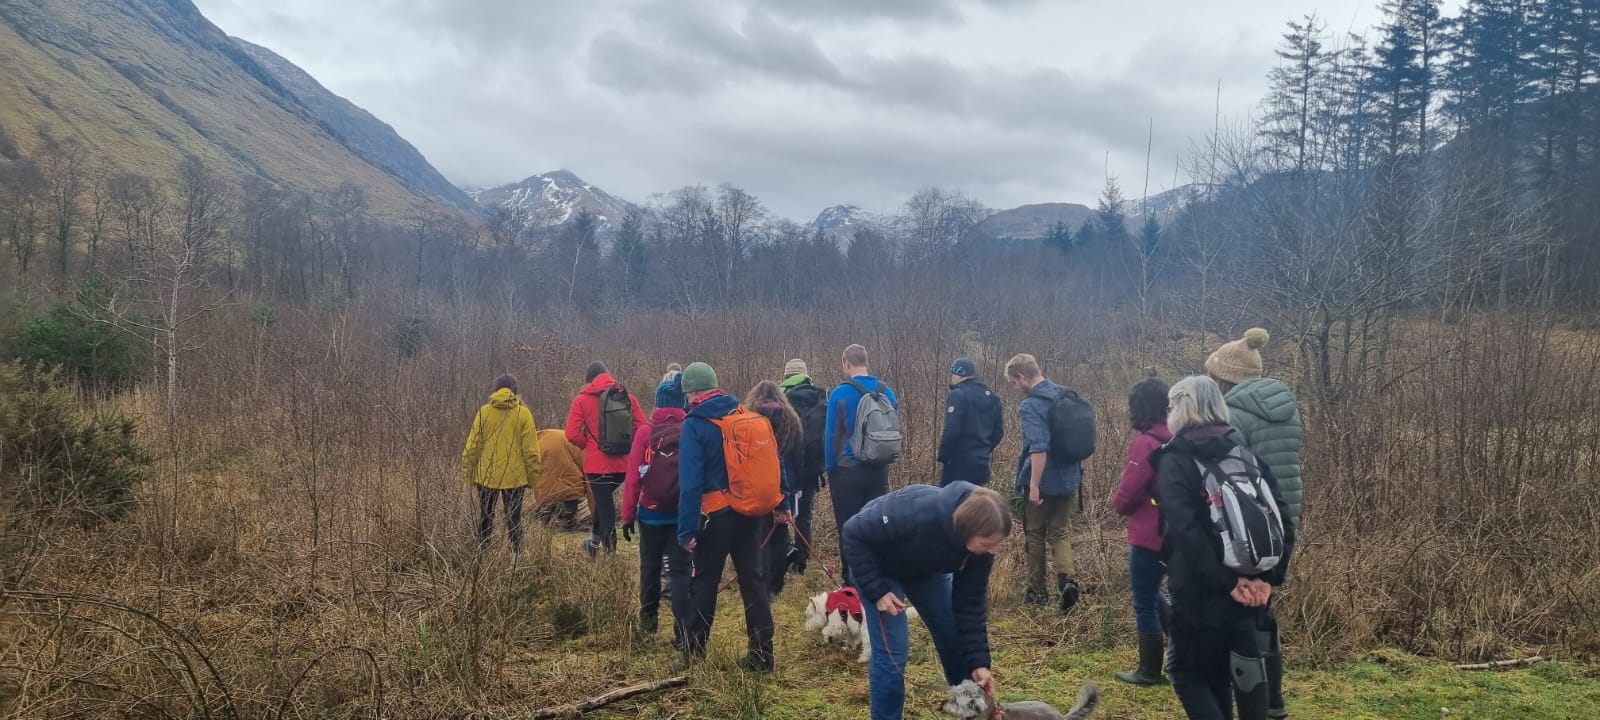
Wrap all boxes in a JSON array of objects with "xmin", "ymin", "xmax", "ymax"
[
  {"xmin": 1454, "ymin": 656, "xmax": 1545, "ymax": 670},
  {"xmin": 527, "ymin": 676, "xmax": 688, "ymax": 718}
]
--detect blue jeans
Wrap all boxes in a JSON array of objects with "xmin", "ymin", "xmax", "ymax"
[
  {"xmin": 1130, "ymin": 545, "xmax": 1168, "ymax": 635},
  {"xmin": 855, "ymin": 572, "xmax": 968, "ymax": 720}
]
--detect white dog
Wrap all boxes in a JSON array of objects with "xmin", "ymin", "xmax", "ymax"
[{"xmin": 804, "ymin": 588, "xmax": 916, "ymax": 663}]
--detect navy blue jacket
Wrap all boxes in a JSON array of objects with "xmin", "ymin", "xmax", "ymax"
[
  {"xmin": 939, "ymin": 378, "xmax": 1004, "ymax": 478},
  {"xmin": 677, "ymin": 392, "xmax": 738, "ymax": 546},
  {"xmin": 842, "ymin": 482, "xmax": 996, "ymax": 673},
  {"xmin": 824, "ymin": 375, "xmax": 898, "ymax": 471},
  {"xmin": 1014, "ymin": 379, "xmax": 1083, "ymax": 498},
  {"xmin": 676, "ymin": 392, "xmax": 796, "ymax": 546}
]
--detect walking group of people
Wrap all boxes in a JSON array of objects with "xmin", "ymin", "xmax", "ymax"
[{"xmin": 458, "ymin": 329, "xmax": 1304, "ymax": 720}]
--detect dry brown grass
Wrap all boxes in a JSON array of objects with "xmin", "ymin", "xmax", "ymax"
[{"xmin": 4, "ymin": 287, "xmax": 1599, "ymax": 718}]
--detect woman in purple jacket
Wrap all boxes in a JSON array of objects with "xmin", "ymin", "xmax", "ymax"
[{"xmin": 1112, "ymin": 375, "xmax": 1173, "ymax": 685}]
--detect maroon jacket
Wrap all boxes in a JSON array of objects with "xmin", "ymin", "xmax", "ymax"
[
  {"xmin": 565, "ymin": 372, "xmax": 648, "ymax": 475},
  {"xmin": 1111, "ymin": 422, "xmax": 1172, "ymax": 552}
]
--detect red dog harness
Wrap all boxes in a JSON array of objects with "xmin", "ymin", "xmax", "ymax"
[{"xmin": 825, "ymin": 587, "xmax": 865, "ymax": 623}]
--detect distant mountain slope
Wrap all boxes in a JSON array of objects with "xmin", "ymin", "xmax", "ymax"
[
  {"xmin": 970, "ymin": 202, "xmax": 1094, "ymax": 241},
  {"xmin": 471, "ymin": 170, "xmax": 636, "ymax": 235},
  {"xmin": 230, "ymin": 37, "xmax": 477, "ymax": 215},
  {"xmin": 0, "ymin": 0, "xmax": 455, "ymax": 214},
  {"xmin": 808, "ymin": 204, "xmax": 896, "ymax": 243}
]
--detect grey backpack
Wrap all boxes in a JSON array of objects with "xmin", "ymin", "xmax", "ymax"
[
  {"xmin": 842, "ymin": 379, "xmax": 902, "ymax": 465},
  {"xmin": 1196, "ymin": 445, "xmax": 1286, "ymax": 574}
]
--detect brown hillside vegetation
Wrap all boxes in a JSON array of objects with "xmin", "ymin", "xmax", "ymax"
[{"xmin": 0, "ymin": 0, "xmax": 451, "ymax": 216}]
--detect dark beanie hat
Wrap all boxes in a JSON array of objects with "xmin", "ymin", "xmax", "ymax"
[
  {"xmin": 950, "ymin": 357, "xmax": 978, "ymax": 378},
  {"xmin": 494, "ymin": 373, "xmax": 519, "ymax": 395},
  {"xmin": 584, "ymin": 361, "xmax": 608, "ymax": 382}
]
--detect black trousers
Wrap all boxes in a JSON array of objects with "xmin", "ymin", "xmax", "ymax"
[
  {"xmin": 684, "ymin": 512, "xmax": 775, "ymax": 664},
  {"xmin": 475, "ymin": 486, "xmax": 525, "ymax": 551},
  {"xmin": 829, "ymin": 463, "xmax": 890, "ymax": 584},
  {"xmin": 938, "ymin": 461, "xmax": 991, "ymax": 488},
  {"xmin": 638, "ymin": 522, "xmax": 692, "ymax": 642},
  {"xmin": 587, "ymin": 473, "xmax": 623, "ymax": 552},
  {"xmin": 791, "ymin": 473, "xmax": 821, "ymax": 565},
  {"xmin": 758, "ymin": 512, "xmax": 791, "ymax": 597},
  {"xmin": 1169, "ymin": 611, "xmax": 1271, "ymax": 720}
]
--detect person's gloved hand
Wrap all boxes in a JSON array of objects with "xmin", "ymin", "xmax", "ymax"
[{"xmin": 621, "ymin": 523, "xmax": 635, "ymax": 543}]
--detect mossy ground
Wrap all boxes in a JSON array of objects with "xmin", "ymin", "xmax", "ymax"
[{"xmin": 496, "ymin": 536, "xmax": 1599, "ymax": 720}]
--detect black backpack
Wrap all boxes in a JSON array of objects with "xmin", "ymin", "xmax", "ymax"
[
  {"xmin": 597, "ymin": 384, "xmax": 635, "ymax": 455},
  {"xmin": 1044, "ymin": 386, "xmax": 1097, "ymax": 465},
  {"xmin": 785, "ymin": 382, "xmax": 828, "ymax": 478}
]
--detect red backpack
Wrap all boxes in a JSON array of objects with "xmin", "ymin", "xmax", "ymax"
[{"xmin": 640, "ymin": 420, "xmax": 683, "ymax": 513}]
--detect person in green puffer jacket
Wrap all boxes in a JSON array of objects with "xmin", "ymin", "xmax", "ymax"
[{"xmin": 1206, "ymin": 327, "xmax": 1302, "ymax": 720}]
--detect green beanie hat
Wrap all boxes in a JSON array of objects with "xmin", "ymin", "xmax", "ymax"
[{"xmin": 680, "ymin": 362, "xmax": 718, "ymax": 394}]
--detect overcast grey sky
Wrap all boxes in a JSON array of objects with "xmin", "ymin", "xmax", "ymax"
[{"xmin": 192, "ymin": 0, "xmax": 1440, "ymax": 220}]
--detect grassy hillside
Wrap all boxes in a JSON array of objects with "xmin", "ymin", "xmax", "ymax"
[
  {"xmin": 230, "ymin": 37, "xmax": 479, "ymax": 216},
  {"xmin": 0, "ymin": 0, "xmax": 450, "ymax": 215}
]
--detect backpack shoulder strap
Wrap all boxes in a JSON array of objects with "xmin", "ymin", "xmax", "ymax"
[{"xmin": 844, "ymin": 378, "xmax": 873, "ymax": 398}]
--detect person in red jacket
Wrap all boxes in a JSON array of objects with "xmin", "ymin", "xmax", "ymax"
[
  {"xmin": 1112, "ymin": 375, "xmax": 1174, "ymax": 686},
  {"xmin": 566, "ymin": 361, "xmax": 647, "ymax": 557}
]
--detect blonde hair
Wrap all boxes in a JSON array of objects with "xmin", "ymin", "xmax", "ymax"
[
  {"xmin": 952, "ymin": 487, "xmax": 1013, "ymax": 539},
  {"xmin": 1167, "ymin": 375, "xmax": 1230, "ymax": 433},
  {"xmin": 663, "ymin": 363, "xmax": 682, "ymax": 382},
  {"xmin": 1004, "ymin": 353, "xmax": 1041, "ymax": 381}
]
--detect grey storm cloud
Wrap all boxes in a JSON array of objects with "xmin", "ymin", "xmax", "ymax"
[
  {"xmin": 756, "ymin": 0, "xmax": 1040, "ymax": 24},
  {"xmin": 192, "ymin": 0, "xmax": 1391, "ymax": 219}
]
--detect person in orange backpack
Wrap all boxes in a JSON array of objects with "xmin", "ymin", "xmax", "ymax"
[{"xmin": 674, "ymin": 362, "xmax": 785, "ymax": 673}]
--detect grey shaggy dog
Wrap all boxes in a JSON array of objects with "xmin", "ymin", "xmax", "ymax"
[{"xmin": 941, "ymin": 680, "xmax": 1099, "ymax": 720}]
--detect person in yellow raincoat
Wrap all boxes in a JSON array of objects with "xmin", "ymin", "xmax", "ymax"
[
  {"xmin": 533, "ymin": 427, "xmax": 591, "ymax": 531},
  {"xmin": 461, "ymin": 374, "xmax": 541, "ymax": 556}
]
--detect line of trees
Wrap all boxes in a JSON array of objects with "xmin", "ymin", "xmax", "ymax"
[{"xmin": 1, "ymin": 0, "xmax": 1595, "ymax": 414}]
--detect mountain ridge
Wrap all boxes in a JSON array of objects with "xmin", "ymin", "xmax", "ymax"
[
  {"xmin": 0, "ymin": 0, "xmax": 466, "ymax": 216},
  {"xmin": 229, "ymin": 37, "xmax": 479, "ymax": 216},
  {"xmin": 471, "ymin": 169, "xmax": 638, "ymax": 236}
]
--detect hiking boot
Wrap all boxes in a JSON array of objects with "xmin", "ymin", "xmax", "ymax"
[
  {"xmin": 640, "ymin": 615, "xmax": 659, "ymax": 635},
  {"xmin": 1057, "ymin": 575, "xmax": 1080, "ymax": 614},
  {"xmin": 787, "ymin": 548, "xmax": 807, "ymax": 575},
  {"xmin": 671, "ymin": 655, "xmax": 694, "ymax": 673},
  {"xmin": 662, "ymin": 555, "xmax": 671, "ymax": 577},
  {"xmin": 736, "ymin": 652, "xmax": 774, "ymax": 674},
  {"xmin": 581, "ymin": 537, "xmax": 599, "ymax": 560},
  {"xmin": 1024, "ymin": 587, "xmax": 1049, "ymax": 606},
  {"xmin": 1114, "ymin": 633, "xmax": 1167, "ymax": 686}
]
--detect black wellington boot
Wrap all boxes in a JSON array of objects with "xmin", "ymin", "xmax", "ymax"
[{"xmin": 1115, "ymin": 632, "xmax": 1168, "ymax": 685}]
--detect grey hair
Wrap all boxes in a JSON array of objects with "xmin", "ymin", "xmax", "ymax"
[{"xmin": 1167, "ymin": 375, "xmax": 1230, "ymax": 432}]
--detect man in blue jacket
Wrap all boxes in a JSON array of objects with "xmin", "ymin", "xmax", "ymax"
[
  {"xmin": 674, "ymin": 362, "xmax": 779, "ymax": 673},
  {"xmin": 1006, "ymin": 353, "xmax": 1084, "ymax": 612},
  {"xmin": 824, "ymin": 343, "xmax": 898, "ymax": 583},
  {"xmin": 843, "ymin": 481, "xmax": 1011, "ymax": 720},
  {"xmin": 938, "ymin": 357, "xmax": 1004, "ymax": 487}
]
